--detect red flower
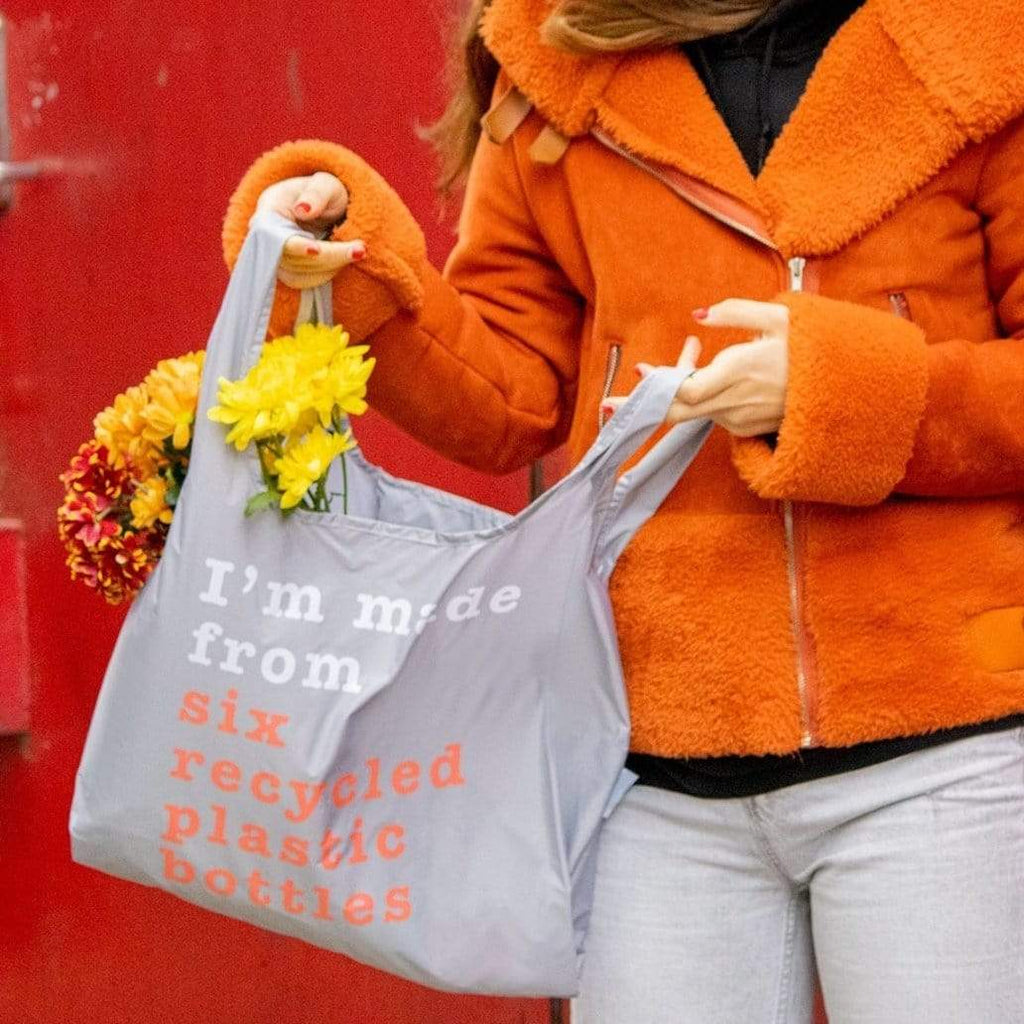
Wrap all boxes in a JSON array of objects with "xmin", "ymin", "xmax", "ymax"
[{"xmin": 57, "ymin": 440, "xmax": 167, "ymax": 604}]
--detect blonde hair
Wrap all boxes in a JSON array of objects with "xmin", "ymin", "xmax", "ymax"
[{"xmin": 419, "ymin": 0, "xmax": 773, "ymax": 193}]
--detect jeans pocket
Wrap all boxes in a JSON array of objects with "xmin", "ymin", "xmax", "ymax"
[{"xmin": 927, "ymin": 728, "xmax": 1024, "ymax": 813}]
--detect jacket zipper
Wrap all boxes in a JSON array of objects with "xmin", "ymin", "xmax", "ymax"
[
  {"xmin": 888, "ymin": 291, "xmax": 912, "ymax": 320},
  {"xmin": 598, "ymin": 342, "xmax": 622, "ymax": 429},
  {"xmin": 590, "ymin": 126, "xmax": 819, "ymax": 747},
  {"xmin": 784, "ymin": 257, "xmax": 817, "ymax": 748}
]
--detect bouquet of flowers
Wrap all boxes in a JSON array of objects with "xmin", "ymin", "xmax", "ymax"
[
  {"xmin": 207, "ymin": 322, "xmax": 374, "ymax": 516},
  {"xmin": 57, "ymin": 322, "xmax": 373, "ymax": 605}
]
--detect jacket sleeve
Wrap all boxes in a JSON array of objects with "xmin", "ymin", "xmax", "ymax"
[
  {"xmin": 221, "ymin": 90, "xmax": 584, "ymax": 475},
  {"xmin": 730, "ymin": 118, "xmax": 1024, "ymax": 506}
]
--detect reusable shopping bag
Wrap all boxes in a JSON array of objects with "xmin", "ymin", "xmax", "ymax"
[{"xmin": 69, "ymin": 210, "xmax": 712, "ymax": 997}]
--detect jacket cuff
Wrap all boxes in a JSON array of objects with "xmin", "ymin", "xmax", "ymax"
[
  {"xmin": 730, "ymin": 292, "xmax": 930, "ymax": 505},
  {"xmin": 222, "ymin": 139, "xmax": 428, "ymax": 340}
]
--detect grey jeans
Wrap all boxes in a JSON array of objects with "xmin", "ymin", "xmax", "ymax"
[{"xmin": 570, "ymin": 726, "xmax": 1024, "ymax": 1023}]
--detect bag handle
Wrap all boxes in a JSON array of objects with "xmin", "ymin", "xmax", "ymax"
[
  {"xmin": 294, "ymin": 280, "xmax": 334, "ymax": 330},
  {"xmin": 189, "ymin": 211, "xmax": 711, "ymax": 552},
  {"xmin": 583, "ymin": 366, "xmax": 713, "ymax": 576},
  {"xmin": 186, "ymin": 211, "xmax": 319, "ymax": 491}
]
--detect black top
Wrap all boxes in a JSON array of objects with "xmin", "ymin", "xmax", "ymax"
[
  {"xmin": 685, "ymin": 0, "xmax": 869, "ymax": 178},
  {"xmin": 623, "ymin": 0, "xmax": 1024, "ymax": 799}
]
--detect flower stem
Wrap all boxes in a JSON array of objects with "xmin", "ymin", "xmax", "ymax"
[{"xmin": 330, "ymin": 407, "xmax": 350, "ymax": 515}]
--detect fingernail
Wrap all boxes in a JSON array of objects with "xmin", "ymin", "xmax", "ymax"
[
  {"xmin": 600, "ymin": 401, "xmax": 614, "ymax": 412},
  {"xmin": 306, "ymin": 245, "xmax": 320, "ymax": 255},
  {"xmin": 351, "ymin": 246, "xmax": 367, "ymax": 262},
  {"xmin": 692, "ymin": 307, "xmax": 709, "ymax": 321},
  {"xmin": 295, "ymin": 202, "xmax": 312, "ymax": 215}
]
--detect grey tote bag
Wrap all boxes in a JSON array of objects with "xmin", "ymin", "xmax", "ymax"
[{"xmin": 69, "ymin": 210, "xmax": 711, "ymax": 997}]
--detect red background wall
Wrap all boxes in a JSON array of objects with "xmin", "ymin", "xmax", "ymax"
[{"xmin": 0, "ymin": 2, "xmax": 551, "ymax": 1021}]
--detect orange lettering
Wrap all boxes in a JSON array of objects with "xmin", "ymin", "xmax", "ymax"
[
  {"xmin": 162, "ymin": 804, "xmax": 199, "ymax": 844},
  {"xmin": 247, "ymin": 869, "xmax": 271, "ymax": 906},
  {"xmin": 251, "ymin": 771, "xmax": 280, "ymax": 804},
  {"xmin": 178, "ymin": 690, "xmax": 209, "ymax": 725},
  {"xmin": 211, "ymin": 759, "xmax": 241, "ymax": 792},
  {"xmin": 384, "ymin": 885, "xmax": 412, "ymax": 923},
  {"xmin": 239, "ymin": 823, "xmax": 272, "ymax": 858},
  {"xmin": 376, "ymin": 824, "xmax": 406, "ymax": 860},
  {"xmin": 207, "ymin": 803, "xmax": 228, "ymax": 846},
  {"xmin": 280, "ymin": 835, "xmax": 309, "ymax": 868},
  {"xmin": 203, "ymin": 868, "xmax": 237, "ymax": 897},
  {"xmin": 160, "ymin": 846, "xmax": 195, "ymax": 884},
  {"xmin": 281, "ymin": 879, "xmax": 305, "ymax": 915},
  {"xmin": 331, "ymin": 773, "xmax": 357, "ymax": 808},
  {"xmin": 312, "ymin": 886, "xmax": 334, "ymax": 921},
  {"xmin": 344, "ymin": 892, "xmax": 374, "ymax": 926},
  {"xmin": 218, "ymin": 689, "xmax": 239, "ymax": 735},
  {"xmin": 430, "ymin": 744, "xmax": 465, "ymax": 788},
  {"xmin": 169, "ymin": 748, "xmax": 204, "ymax": 782},
  {"xmin": 244, "ymin": 709, "xmax": 289, "ymax": 747},
  {"xmin": 391, "ymin": 760, "xmax": 420, "ymax": 795},
  {"xmin": 285, "ymin": 781, "xmax": 326, "ymax": 823}
]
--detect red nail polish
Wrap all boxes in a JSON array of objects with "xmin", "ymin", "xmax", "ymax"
[
  {"xmin": 692, "ymin": 307, "xmax": 709, "ymax": 321},
  {"xmin": 306, "ymin": 246, "xmax": 320, "ymax": 255},
  {"xmin": 351, "ymin": 247, "xmax": 367, "ymax": 262},
  {"xmin": 295, "ymin": 202, "xmax": 312, "ymax": 215}
]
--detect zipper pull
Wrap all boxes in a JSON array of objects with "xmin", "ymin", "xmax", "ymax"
[{"xmin": 788, "ymin": 256, "xmax": 806, "ymax": 293}]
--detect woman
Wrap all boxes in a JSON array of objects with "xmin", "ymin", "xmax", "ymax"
[{"xmin": 222, "ymin": 0, "xmax": 1024, "ymax": 1019}]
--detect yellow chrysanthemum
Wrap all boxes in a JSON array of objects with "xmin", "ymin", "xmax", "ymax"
[
  {"xmin": 284, "ymin": 322, "xmax": 344, "ymax": 375},
  {"xmin": 272, "ymin": 425, "xmax": 354, "ymax": 510},
  {"xmin": 129, "ymin": 474, "xmax": 175, "ymax": 530},
  {"xmin": 311, "ymin": 346, "xmax": 375, "ymax": 425},
  {"xmin": 141, "ymin": 351, "xmax": 205, "ymax": 450},
  {"xmin": 93, "ymin": 384, "xmax": 162, "ymax": 475},
  {"xmin": 208, "ymin": 352, "xmax": 315, "ymax": 450},
  {"xmin": 207, "ymin": 322, "xmax": 373, "ymax": 450}
]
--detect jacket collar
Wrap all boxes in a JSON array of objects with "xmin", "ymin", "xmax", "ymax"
[{"xmin": 480, "ymin": 0, "xmax": 1024, "ymax": 256}]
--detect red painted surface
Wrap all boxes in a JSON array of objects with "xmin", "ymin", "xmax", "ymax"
[
  {"xmin": 0, "ymin": 2, "xmax": 548, "ymax": 1020},
  {"xmin": 0, "ymin": 519, "xmax": 29, "ymax": 733}
]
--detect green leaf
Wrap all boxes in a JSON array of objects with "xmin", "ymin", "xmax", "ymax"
[{"xmin": 244, "ymin": 489, "xmax": 281, "ymax": 517}]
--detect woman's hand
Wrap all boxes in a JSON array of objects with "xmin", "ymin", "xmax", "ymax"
[
  {"xmin": 255, "ymin": 172, "xmax": 368, "ymax": 289},
  {"xmin": 602, "ymin": 300, "xmax": 790, "ymax": 437}
]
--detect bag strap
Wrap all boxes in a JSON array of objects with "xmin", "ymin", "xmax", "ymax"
[
  {"xmin": 192, "ymin": 211, "xmax": 710, "ymax": 553},
  {"xmin": 187, "ymin": 210, "xmax": 314, "ymax": 489},
  {"xmin": 582, "ymin": 366, "xmax": 713, "ymax": 576},
  {"xmin": 294, "ymin": 280, "xmax": 334, "ymax": 329}
]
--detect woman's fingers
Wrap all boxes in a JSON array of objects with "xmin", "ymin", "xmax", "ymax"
[
  {"xmin": 695, "ymin": 298, "xmax": 788, "ymax": 333},
  {"xmin": 636, "ymin": 335, "xmax": 702, "ymax": 379},
  {"xmin": 677, "ymin": 334, "xmax": 702, "ymax": 369},
  {"xmin": 282, "ymin": 236, "xmax": 365, "ymax": 263},
  {"xmin": 292, "ymin": 172, "xmax": 349, "ymax": 222},
  {"xmin": 676, "ymin": 349, "xmax": 739, "ymax": 405},
  {"xmin": 278, "ymin": 237, "xmax": 368, "ymax": 289}
]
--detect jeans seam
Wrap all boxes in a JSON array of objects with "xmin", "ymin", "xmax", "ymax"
[
  {"xmin": 773, "ymin": 891, "xmax": 799, "ymax": 1024},
  {"xmin": 743, "ymin": 799, "xmax": 793, "ymax": 886}
]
